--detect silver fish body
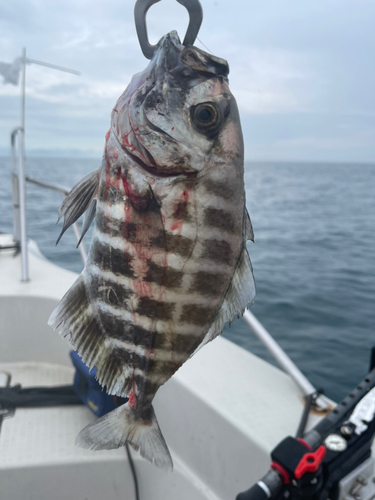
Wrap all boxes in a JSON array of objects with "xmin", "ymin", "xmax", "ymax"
[{"xmin": 49, "ymin": 31, "xmax": 255, "ymax": 471}]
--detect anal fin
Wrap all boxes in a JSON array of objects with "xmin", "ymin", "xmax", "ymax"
[{"xmin": 48, "ymin": 275, "xmax": 132, "ymax": 396}]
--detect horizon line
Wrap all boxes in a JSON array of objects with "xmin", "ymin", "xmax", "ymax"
[{"xmin": 0, "ymin": 153, "xmax": 374, "ymax": 166}]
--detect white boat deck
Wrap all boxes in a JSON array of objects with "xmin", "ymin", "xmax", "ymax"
[{"xmin": 0, "ymin": 234, "xmax": 326, "ymax": 500}]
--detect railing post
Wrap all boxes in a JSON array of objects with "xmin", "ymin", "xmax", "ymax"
[
  {"xmin": 24, "ymin": 176, "xmax": 88, "ymax": 266},
  {"xmin": 243, "ymin": 310, "xmax": 329, "ymax": 411},
  {"xmin": 10, "ymin": 127, "xmax": 29, "ymax": 282},
  {"xmin": 17, "ymin": 129, "xmax": 29, "ymax": 282},
  {"xmin": 11, "ymin": 128, "xmax": 21, "ymax": 243},
  {"xmin": 11, "ymin": 173, "xmax": 20, "ymax": 242}
]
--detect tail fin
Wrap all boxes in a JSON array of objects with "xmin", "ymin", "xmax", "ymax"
[{"xmin": 76, "ymin": 404, "xmax": 173, "ymax": 472}]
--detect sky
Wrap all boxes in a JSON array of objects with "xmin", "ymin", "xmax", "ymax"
[{"xmin": 0, "ymin": 0, "xmax": 375, "ymax": 162}]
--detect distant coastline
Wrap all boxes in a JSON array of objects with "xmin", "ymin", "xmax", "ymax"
[{"xmin": 0, "ymin": 148, "xmax": 101, "ymax": 159}]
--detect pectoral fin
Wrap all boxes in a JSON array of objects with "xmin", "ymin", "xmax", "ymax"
[
  {"xmin": 56, "ymin": 169, "xmax": 100, "ymax": 245},
  {"xmin": 76, "ymin": 199, "xmax": 97, "ymax": 248}
]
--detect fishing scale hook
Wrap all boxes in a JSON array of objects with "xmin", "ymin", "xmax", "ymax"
[{"xmin": 134, "ymin": 0, "xmax": 203, "ymax": 59}]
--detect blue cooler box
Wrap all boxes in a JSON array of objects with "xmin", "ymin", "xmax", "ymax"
[{"xmin": 70, "ymin": 350, "xmax": 127, "ymax": 417}]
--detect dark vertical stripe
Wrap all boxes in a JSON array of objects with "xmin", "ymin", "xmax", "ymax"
[
  {"xmin": 96, "ymin": 213, "xmax": 137, "ymax": 241},
  {"xmin": 89, "ymin": 275, "xmax": 133, "ymax": 306},
  {"xmin": 150, "ymin": 232, "xmax": 195, "ymax": 258},
  {"xmin": 200, "ymin": 239, "xmax": 233, "ymax": 264},
  {"xmin": 136, "ymin": 297, "xmax": 176, "ymax": 321},
  {"xmin": 189, "ymin": 271, "xmax": 228, "ymax": 297},
  {"xmin": 172, "ymin": 201, "xmax": 191, "ymax": 221},
  {"xmin": 204, "ymin": 207, "xmax": 236, "ymax": 234},
  {"xmin": 179, "ymin": 304, "xmax": 213, "ymax": 325},
  {"xmin": 144, "ymin": 260, "xmax": 183, "ymax": 288},
  {"xmin": 92, "ymin": 240, "xmax": 135, "ymax": 278},
  {"xmin": 202, "ymin": 179, "xmax": 237, "ymax": 200},
  {"xmin": 96, "ymin": 311, "xmax": 152, "ymax": 344}
]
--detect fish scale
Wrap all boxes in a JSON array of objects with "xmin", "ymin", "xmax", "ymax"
[{"xmin": 48, "ymin": 31, "xmax": 255, "ymax": 471}]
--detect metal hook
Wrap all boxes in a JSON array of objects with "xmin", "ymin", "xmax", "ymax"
[{"xmin": 134, "ymin": 0, "xmax": 203, "ymax": 60}]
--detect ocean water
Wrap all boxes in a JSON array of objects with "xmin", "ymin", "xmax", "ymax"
[{"xmin": 0, "ymin": 157, "xmax": 374, "ymax": 402}]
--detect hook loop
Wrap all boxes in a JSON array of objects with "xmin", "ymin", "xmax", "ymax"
[{"xmin": 134, "ymin": 0, "xmax": 203, "ymax": 60}]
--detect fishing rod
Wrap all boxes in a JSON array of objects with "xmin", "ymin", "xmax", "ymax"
[{"xmin": 236, "ymin": 364, "xmax": 375, "ymax": 500}]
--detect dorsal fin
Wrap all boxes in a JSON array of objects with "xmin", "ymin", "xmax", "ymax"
[
  {"xmin": 245, "ymin": 208, "xmax": 254, "ymax": 242},
  {"xmin": 56, "ymin": 169, "xmax": 100, "ymax": 245}
]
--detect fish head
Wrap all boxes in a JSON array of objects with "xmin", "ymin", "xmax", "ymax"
[{"xmin": 110, "ymin": 31, "xmax": 243, "ymax": 178}]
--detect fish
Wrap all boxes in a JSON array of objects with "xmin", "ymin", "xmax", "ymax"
[{"xmin": 48, "ymin": 31, "xmax": 255, "ymax": 472}]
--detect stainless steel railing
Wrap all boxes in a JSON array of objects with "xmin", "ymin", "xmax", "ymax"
[
  {"xmin": 25, "ymin": 176, "xmax": 88, "ymax": 263},
  {"xmin": 11, "ymin": 127, "xmax": 29, "ymax": 281},
  {"xmin": 10, "ymin": 127, "xmax": 87, "ymax": 281},
  {"xmin": 243, "ymin": 310, "xmax": 329, "ymax": 410}
]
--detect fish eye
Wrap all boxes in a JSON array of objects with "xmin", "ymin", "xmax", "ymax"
[{"xmin": 191, "ymin": 102, "xmax": 221, "ymax": 135}]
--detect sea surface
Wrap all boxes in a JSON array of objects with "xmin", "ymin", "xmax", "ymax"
[{"xmin": 0, "ymin": 157, "xmax": 374, "ymax": 402}]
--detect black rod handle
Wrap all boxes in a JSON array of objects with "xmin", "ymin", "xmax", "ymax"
[
  {"xmin": 236, "ymin": 470, "xmax": 283, "ymax": 500},
  {"xmin": 236, "ymin": 483, "xmax": 270, "ymax": 500}
]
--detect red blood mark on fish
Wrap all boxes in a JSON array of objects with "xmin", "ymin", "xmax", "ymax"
[
  {"xmin": 121, "ymin": 132, "xmax": 136, "ymax": 152},
  {"xmin": 128, "ymin": 389, "xmax": 136, "ymax": 409},
  {"xmin": 171, "ymin": 127, "xmax": 174, "ymax": 131},
  {"xmin": 170, "ymin": 219, "xmax": 181, "ymax": 231},
  {"xmin": 116, "ymin": 170, "xmax": 166, "ymax": 295},
  {"xmin": 103, "ymin": 151, "xmax": 116, "ymax": 206},
  {"xmin": 144, "ymin": 347, "xmax": 155, "ymax": 360},
  {"xmin": 105, "ymin": 129, "xmax": 111, "ymax": 143},
  {"xmin": 134, "ymin": 279, "xmax": 152, "ymax": 297},
  {"xmin": 113, "ymin": 149, "xmax": 119, "ymax": 160},
  {"xmin": 126, "ymin": 121, "xmax": 152, "ymax": 166},
  {"xmin": 102, "ymin": 157, "xmax": 169, "ymax": 339},
  {"xmin": 128, "ymin": 374, "xmax": 137, "ymax": 410},
  {"xmin": 120, "ymin": 174, "xmax": 143, "ymax": 209}
]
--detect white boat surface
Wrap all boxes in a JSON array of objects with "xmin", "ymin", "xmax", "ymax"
[{"xmin": 0, "ymin": 230, "xmax": 328, "ymax": 500}]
